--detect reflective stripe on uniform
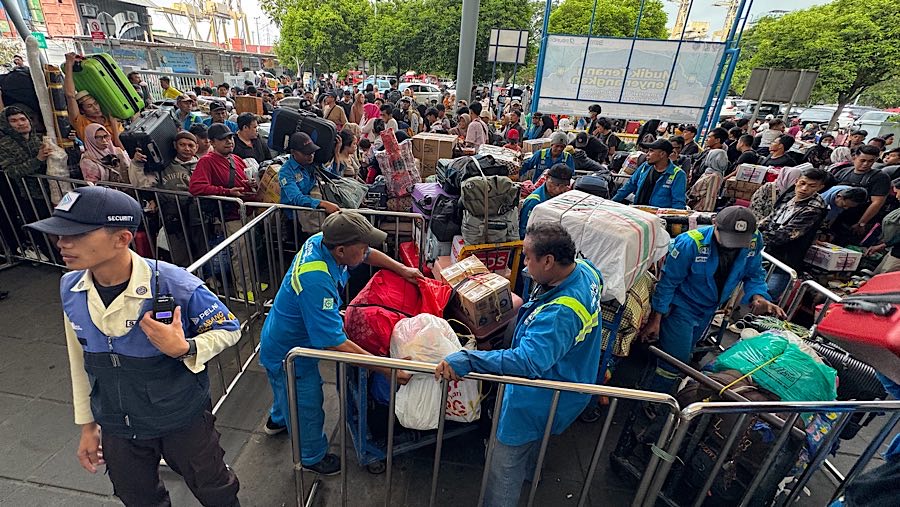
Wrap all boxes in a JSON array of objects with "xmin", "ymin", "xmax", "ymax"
[
  {"xmin": 531, "ymin": 260, "xmax": 603, "ymax": 344},
  {"xmin": 524, "ymin": 193, "xmax": 542, "ymax": 202},
  {"xmin": 686, "ymin": 229, "xmax": 704, "ymax": 250},
  {"xmin": 290, "ymin": 259, "xmax": 329, "ymax": 295}
]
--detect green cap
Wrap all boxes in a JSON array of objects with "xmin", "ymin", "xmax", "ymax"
[{"xmin": 322, "ymin": 210, "xmax": 387, "ymax": 247}]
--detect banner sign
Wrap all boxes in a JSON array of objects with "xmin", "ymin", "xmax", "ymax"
[
  {"xmin": 158, "ymin": 50, "xmax": 199, "ymax": 74},
  {"xmin": 537, "ymin": 36, "xmax": 725, "ymax": 123},
  {"xmin": 85, "ymin": 45, "xmax": 150, "ymax": 69}
]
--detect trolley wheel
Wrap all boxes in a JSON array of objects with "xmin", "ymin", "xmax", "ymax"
[{"xmin": 367, "ymin": 461, "xmax": 386, "ymax": 474}]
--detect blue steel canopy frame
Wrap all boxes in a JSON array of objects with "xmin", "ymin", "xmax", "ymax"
[{"xmin": 531, "ymin": 0, "xmax": 755, "ymax": 133}]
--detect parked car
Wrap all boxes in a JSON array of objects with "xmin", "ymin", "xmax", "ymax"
[
  {"xmin": 799, "ymin": 106, "xmax": 854, "ymax": 129},
  {"xmin": 735, "ymin": 102, "xmax": 781, "ymax": 120},
  {"xmin": 851, "ymin": 110, "xmax": 900, "ymax": 142},
  {"xmin": 718, "ymin": 98, "xmax": 739, "ymax": 118},
  {"xmin": 398, "ymin": 82, "xmax": 442, "ymax": 105},
  {"xmin": 361, "ymin": 77, "xmax": 391, "ymax": 93}
]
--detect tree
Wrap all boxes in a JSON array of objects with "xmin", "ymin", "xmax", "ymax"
[
  {"xmin": 548, "ymin": 0, "xmax": 668, "ymax": 39},
  {"xmin": 473, "ymin": 0, "xmax": 541, "ymax": 84},
  {"xmin": 733, "ymin": 0, "xmax": 900, "ymax": 127},
  {"xmin": 858, "ymin": 80, "xmax": 900, "ymax": 110}
]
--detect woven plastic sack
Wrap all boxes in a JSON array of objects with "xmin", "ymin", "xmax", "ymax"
[
  {"xmin": 391, "ymin": 314, "xmax": 480, "ymax": 429},
  {"xmin": 710, "ymin": 333, "xmax": 837, "ymax": 403},
  {"xmin": 375, "ymin": 137, "xmax": 421, "ymax": 197}
]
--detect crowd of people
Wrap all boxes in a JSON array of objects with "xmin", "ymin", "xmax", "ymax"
[{"xmin": 2, "ymin": 54, "xmax": 899, "ymax": 507}]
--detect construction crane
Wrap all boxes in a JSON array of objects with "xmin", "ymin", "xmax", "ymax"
[
  {"xmin": 669, "ymin": 0, "xmax": 740, "ymax": 41},
  {"xmin": 154, "ymin": 0, "xmax": 252, "ymax": 49},
  {"xmin": 712, "ymin": 0, "xmax": 740, "ymax": 41}
]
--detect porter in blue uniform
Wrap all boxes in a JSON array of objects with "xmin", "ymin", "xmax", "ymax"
[
  {"xmin": 639, "ymin": 206, "xmax": 785, "ymax": 393},
  {"xmin": 518, "ymin": 163, "xmax": 573, "ymax": 238},
  {"xmin": 435, "ymin": 223, "xmax": 604, "ymax": 507},
  {"xmin": 259, "ymin": 210, "xmax": 421, "ymax": 475}
]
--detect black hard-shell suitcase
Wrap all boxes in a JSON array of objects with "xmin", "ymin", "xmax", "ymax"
[
  {"xmin": 267, "ymin": 107, "xmax": 336, "ymax": 164},
  {"xmin": 574, "ymin": 172, "xmax": 611, "ymax": 198},
  {"xmin": 120, "ymin": 109, "xmax": 180, "ymax": 172}
]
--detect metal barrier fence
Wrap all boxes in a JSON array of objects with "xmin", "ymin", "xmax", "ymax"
[
  {"xmin": 284, "ymin": 347, "xmax": 682, "ymax": 507},
  {"xmin": 785, "ymin": 279, "xmax": 842, "ymax": 322},
  {"xmin": 641, "ymin": 346, "xmax": 900, "ymax": 507},
  {"xmin": 761, "ymin": 251, "xmax": 799, "ymax": 308},
  {"xmin": 136, "ymin": 69, "xmax": 218, "ymax": 103}
]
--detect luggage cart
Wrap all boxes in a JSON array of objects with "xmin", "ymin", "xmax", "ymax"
[
  {"xmin": 611, "ymin": 347, "xmax": 807, "ymax": 507},
  {"xmin": 344, "ymin": 365, "xmax": 479, "ymax": 473}
]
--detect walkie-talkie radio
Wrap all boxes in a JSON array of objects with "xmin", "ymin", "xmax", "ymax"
[{"xmin": 152, "ymin": 257, "xmax": 175, "ymax": 324}]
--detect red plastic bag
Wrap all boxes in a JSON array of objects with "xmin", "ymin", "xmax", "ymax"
[{"xmin": 344, "ymin": 270, "xmax": 452, "ymax": 356}]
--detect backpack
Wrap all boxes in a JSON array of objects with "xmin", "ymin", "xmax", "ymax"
[
  {"xmin": 440, "ymin": 154, "xmax": 509, "ymax": 194},
  {"xmin": 574, "ymin": 172, "xmax": 611, "ymax": 198},
  {"xmin": 460, "ymin": 175, "xmax": 519, "ymax": 244},
  {"xmin": 364, "ymin": 176, "xmax": 389, "ymax": 210},
  {"xmin": 428, "ymin": 194, "xmax": 462, "ymax": 242}
]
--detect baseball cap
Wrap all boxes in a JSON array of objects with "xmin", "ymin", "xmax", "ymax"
[
  {"xmin": 714, "ymin": 206, "xmax": 757, "ymax": 249},
  {"xmin": 209, "ymin": 101, "xmax": 227, "ymax": 112},
  {"xmin": 547, "ymin": 163, "xmax": 573, "ymax": 183},
  {"xmin": 176, "ymin": 94, "xmax": 192, "ymax": 103},
  {"xmin": 207, "ymin": 123, "xmax": 233, "ymax": 140},
  {"xmin": 288, "ymin": 132, "xmax": 320, "ymax": 154},
  {"xmin": 574, "ymin": 131, "xmax": 589, "ymax": 148},
  {"xmin": 322, "ymin": 210, "xmax": 387, "ymax": 247},
  {"xmin": 550, "ymin": 131, "xmax": 568, "ymax": 146},
  {"xmin": 640, "ymin": 138, "xmax": 674, "ymax": 154},
  {"xmin": 26, "ymin": 186, "xmax": 142, "ymax": 236}
]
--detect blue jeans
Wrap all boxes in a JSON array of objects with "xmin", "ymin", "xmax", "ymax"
[
  {"xmin": 484, "ymin": 439, "xmax": 541, "ymax": 507},
  {"xmin": 647, "ymin": 304, "xmax": 714, "ymax": 393},
  {"xmin": 767, "ymin": 270, "xmax": 791, "ymax": 303},
  {"xmin": 265, "ymin": 361, "xmax": 328, "ymax": 466}
]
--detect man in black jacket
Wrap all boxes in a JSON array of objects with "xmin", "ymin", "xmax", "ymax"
[
  {"xmin": 571, "ymin": 131, "xmax": 608, "ymax": 164},
  {"xmin": 232, "ymin": 112, "xmax": 272, "ymax": 164},
  {"xmin": 758, "ymin": 167, "xmax": 828, "ymax": 300}
]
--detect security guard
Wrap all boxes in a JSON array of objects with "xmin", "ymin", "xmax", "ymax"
[
  {"xmin": 519, "ymin": 131, "xmax": 575, "ymax": 183},
  {"xmin": 638, "ymin": 206, "xmax": 785, "ymax": 393},
  {"xmin": 259, "ymin": 210, "xmax": 420, "ymax": 475},
  {"xmin": 612, "ymin": 139, "xmax": 687, "ymax": 209},
  {"xmin": 27, "ymin": 186, "xmax": 242, "ymax": 506},
  {"xmin": 519, "ymin": 163, "xmax": 573, "ymax": 239},
  {"xmin": 435, "ymin": 222, "xmax": 603, "ymax": 507}
]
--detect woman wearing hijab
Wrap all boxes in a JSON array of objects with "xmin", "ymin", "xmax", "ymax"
[
  {"xmin": 539, "ymin": 115, "xmax": 556, "ymax": 139},
  {"xmin": 687, "ymin": 148, "xmax": 728, "ymax": 211},
  {"xmin": 349, "ymin": 92, "xmax": 366, "ymax": 125},
  {"xmin": 805, "ymin": 134, "xmax": 835, "ymax": 169},
  {"xmin": 80, "ymin": 124, "xmax": 131, "ymax": 184},
  {"xmin": 360, "ymin": 102, "xmax": 384, "ymax": 142},
  {"xmin": 826, "ymin": 146, "xmax": 853, "ymax": 174},
  {"xmin": 749, "ymin": 165, "xmax": 804, "ymax": 221},
  {"xmin": 449, "ymin": 113, "xmax": 470, "ymax": 137}
]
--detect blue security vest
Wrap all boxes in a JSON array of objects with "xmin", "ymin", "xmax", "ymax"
[
  {"xmin": 519, "ymin": 185, "xmax": 548, "ymax": 239},
  {"xmin": 61, "ymin": 259, "xmax": 218, "ymax": 439}
]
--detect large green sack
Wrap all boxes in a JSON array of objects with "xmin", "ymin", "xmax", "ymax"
[{"xmin": 711, "ymin": 333, "xmax": 837, "ymax": 403}]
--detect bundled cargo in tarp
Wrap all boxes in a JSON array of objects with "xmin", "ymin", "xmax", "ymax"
[
  {"xmin": 343, "ymin": 270, "xmax": 452, "ymax": 356},
  {"xmin": 529, "ymin": 190, "xmax": 669, "ymax": 304}
]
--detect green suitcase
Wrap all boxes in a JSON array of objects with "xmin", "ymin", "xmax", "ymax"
[{"xmin": 72, "ymin": 53, "xmax": 144, "ymax": 120}]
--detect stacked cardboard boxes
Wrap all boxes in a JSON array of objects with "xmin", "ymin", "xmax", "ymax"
[{"xmin": 411, "ymin": 133, "xmax": 458, "ymax": 178}]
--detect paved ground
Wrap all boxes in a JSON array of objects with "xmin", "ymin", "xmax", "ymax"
[{"xmin": 0, "ymin": 263, "xmax": 893, "ymax": 506}]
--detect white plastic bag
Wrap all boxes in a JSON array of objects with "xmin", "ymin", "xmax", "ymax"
[{"xmin": 390, "ymin": 314, "xmax": 481, "ymax": 429}]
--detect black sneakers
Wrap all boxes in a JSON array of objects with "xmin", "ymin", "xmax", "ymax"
[
  {"xmin": 302, "ymin": 453, "xmax": 341, "ymax": 476},
  {"xmin": 264, "ymin": 416, "xmax": 286, "ymax": 436}
]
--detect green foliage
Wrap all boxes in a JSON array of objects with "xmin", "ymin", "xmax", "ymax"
[
  {"xmin": 733, "ymin": 0, "xmax": 900, "ymax": 124},
  {"xmin": 548, "ymin": 0, "xmax": 667, "ymax": 39},
  {"xmin": 858, "ymin": 80, "xmax": 900, "ymax": 109},
  {"xmin": 272, "ymin": 0, "xmax": 372, "ymax": 72}
]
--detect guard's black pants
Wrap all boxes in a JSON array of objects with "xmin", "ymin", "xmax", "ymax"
[{"xmin": 101, "ymin": 410, "xmax": 240, "ymax": 507}]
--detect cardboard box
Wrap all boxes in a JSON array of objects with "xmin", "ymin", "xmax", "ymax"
[
  {"xmin": 450, "ymin": 234, "xmax": 466, "ymax": 261},
  {"xmin": 734, "ymin": 164, "xmax": 770, "ymax": 184},
  {"xmin": 234, "ymin": 96, "xmax": 263, "ymax": 115},
  {"xmin": 433, "ymin": 256, "xmax": 454, "ymax": 284},
  {"xmin": 255, "ymin": 164, "xmax": 281, "ymax": 203},
  {"xmin": 804, "ymin": 242, "xmax": 863, "ymax": 272},
  {"xmin": 454, "ymin": 273, "xmax": 515, "ymax": 329},
  {"xmin": 411, "ymin": 133, "xmax": 458, "ymax": 178},
  {"xmin": 522, "ymin": 138, "xmax": 551, "ymax": 154},
  {"xmin": 441, "ymin": 255, "xmax": 489, "ymax": 287},
  {"xmin": 724, "ymin": 176, "xmax": 762, "ymax": 201}
]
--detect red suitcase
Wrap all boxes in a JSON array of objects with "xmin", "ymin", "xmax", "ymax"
[{"xmin": 816, "ymin": 272, "xmax": 900, "ymax": 356}]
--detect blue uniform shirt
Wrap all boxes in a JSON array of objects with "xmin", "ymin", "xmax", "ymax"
[
  {"xmin": 178, "ymin": 112, "xmax": 203, "ymax": 131},
  {"xmin": 446, "ymin": 260, "xmax": 604, "ymax": 446},
  {"xmin": 259, "ymin": 233, "xmax": 349, "ymax": 371},
  {"xmin": 612, "ymin": 161, "xmax": 687, "ymax": 209},
  {"xmin": 278, "ymin": 157, "xmax": 322, "ymax": 209},
  {"xmin": 203, "ymin": 118, "xmax": 238, "ymax": 133},
  {"xmin": 519, "ymin": 185, "xmax": 549, "ymax": 239},
  {"xmin": 652, "ymin": 226, "xmax": 770, "ymax": 315},
  {"xmin": 519, "ymin": 148, "xmax": 575, "ymax": 183}
]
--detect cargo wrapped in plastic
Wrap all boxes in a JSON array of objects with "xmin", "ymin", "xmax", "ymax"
[
  {"xmin": 375, "ymin": 135, "xmax": 421, "ymax": 197},
  {"xmin": 710, "ymin": 333, "xmax": 838, "ymax": 405},
  {"xmin": 391, "ymin": 314, "xmax": 481, "ymax": 429},
  {"xmin": 529, "ymin": 190, "xmax": 669, "ymax": 304}
]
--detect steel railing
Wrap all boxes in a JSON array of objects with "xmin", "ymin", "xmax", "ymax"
[
  {"xmin": 284, "ymin": 347, "xmax": 682, "ymax": 507},
  {"xmin": 784, "ymin": 279, "xmax": 842, "ymax": 322},
  {"xmin": 761, "ymin": 250, "xmax": 799, "ymax": 308}
]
